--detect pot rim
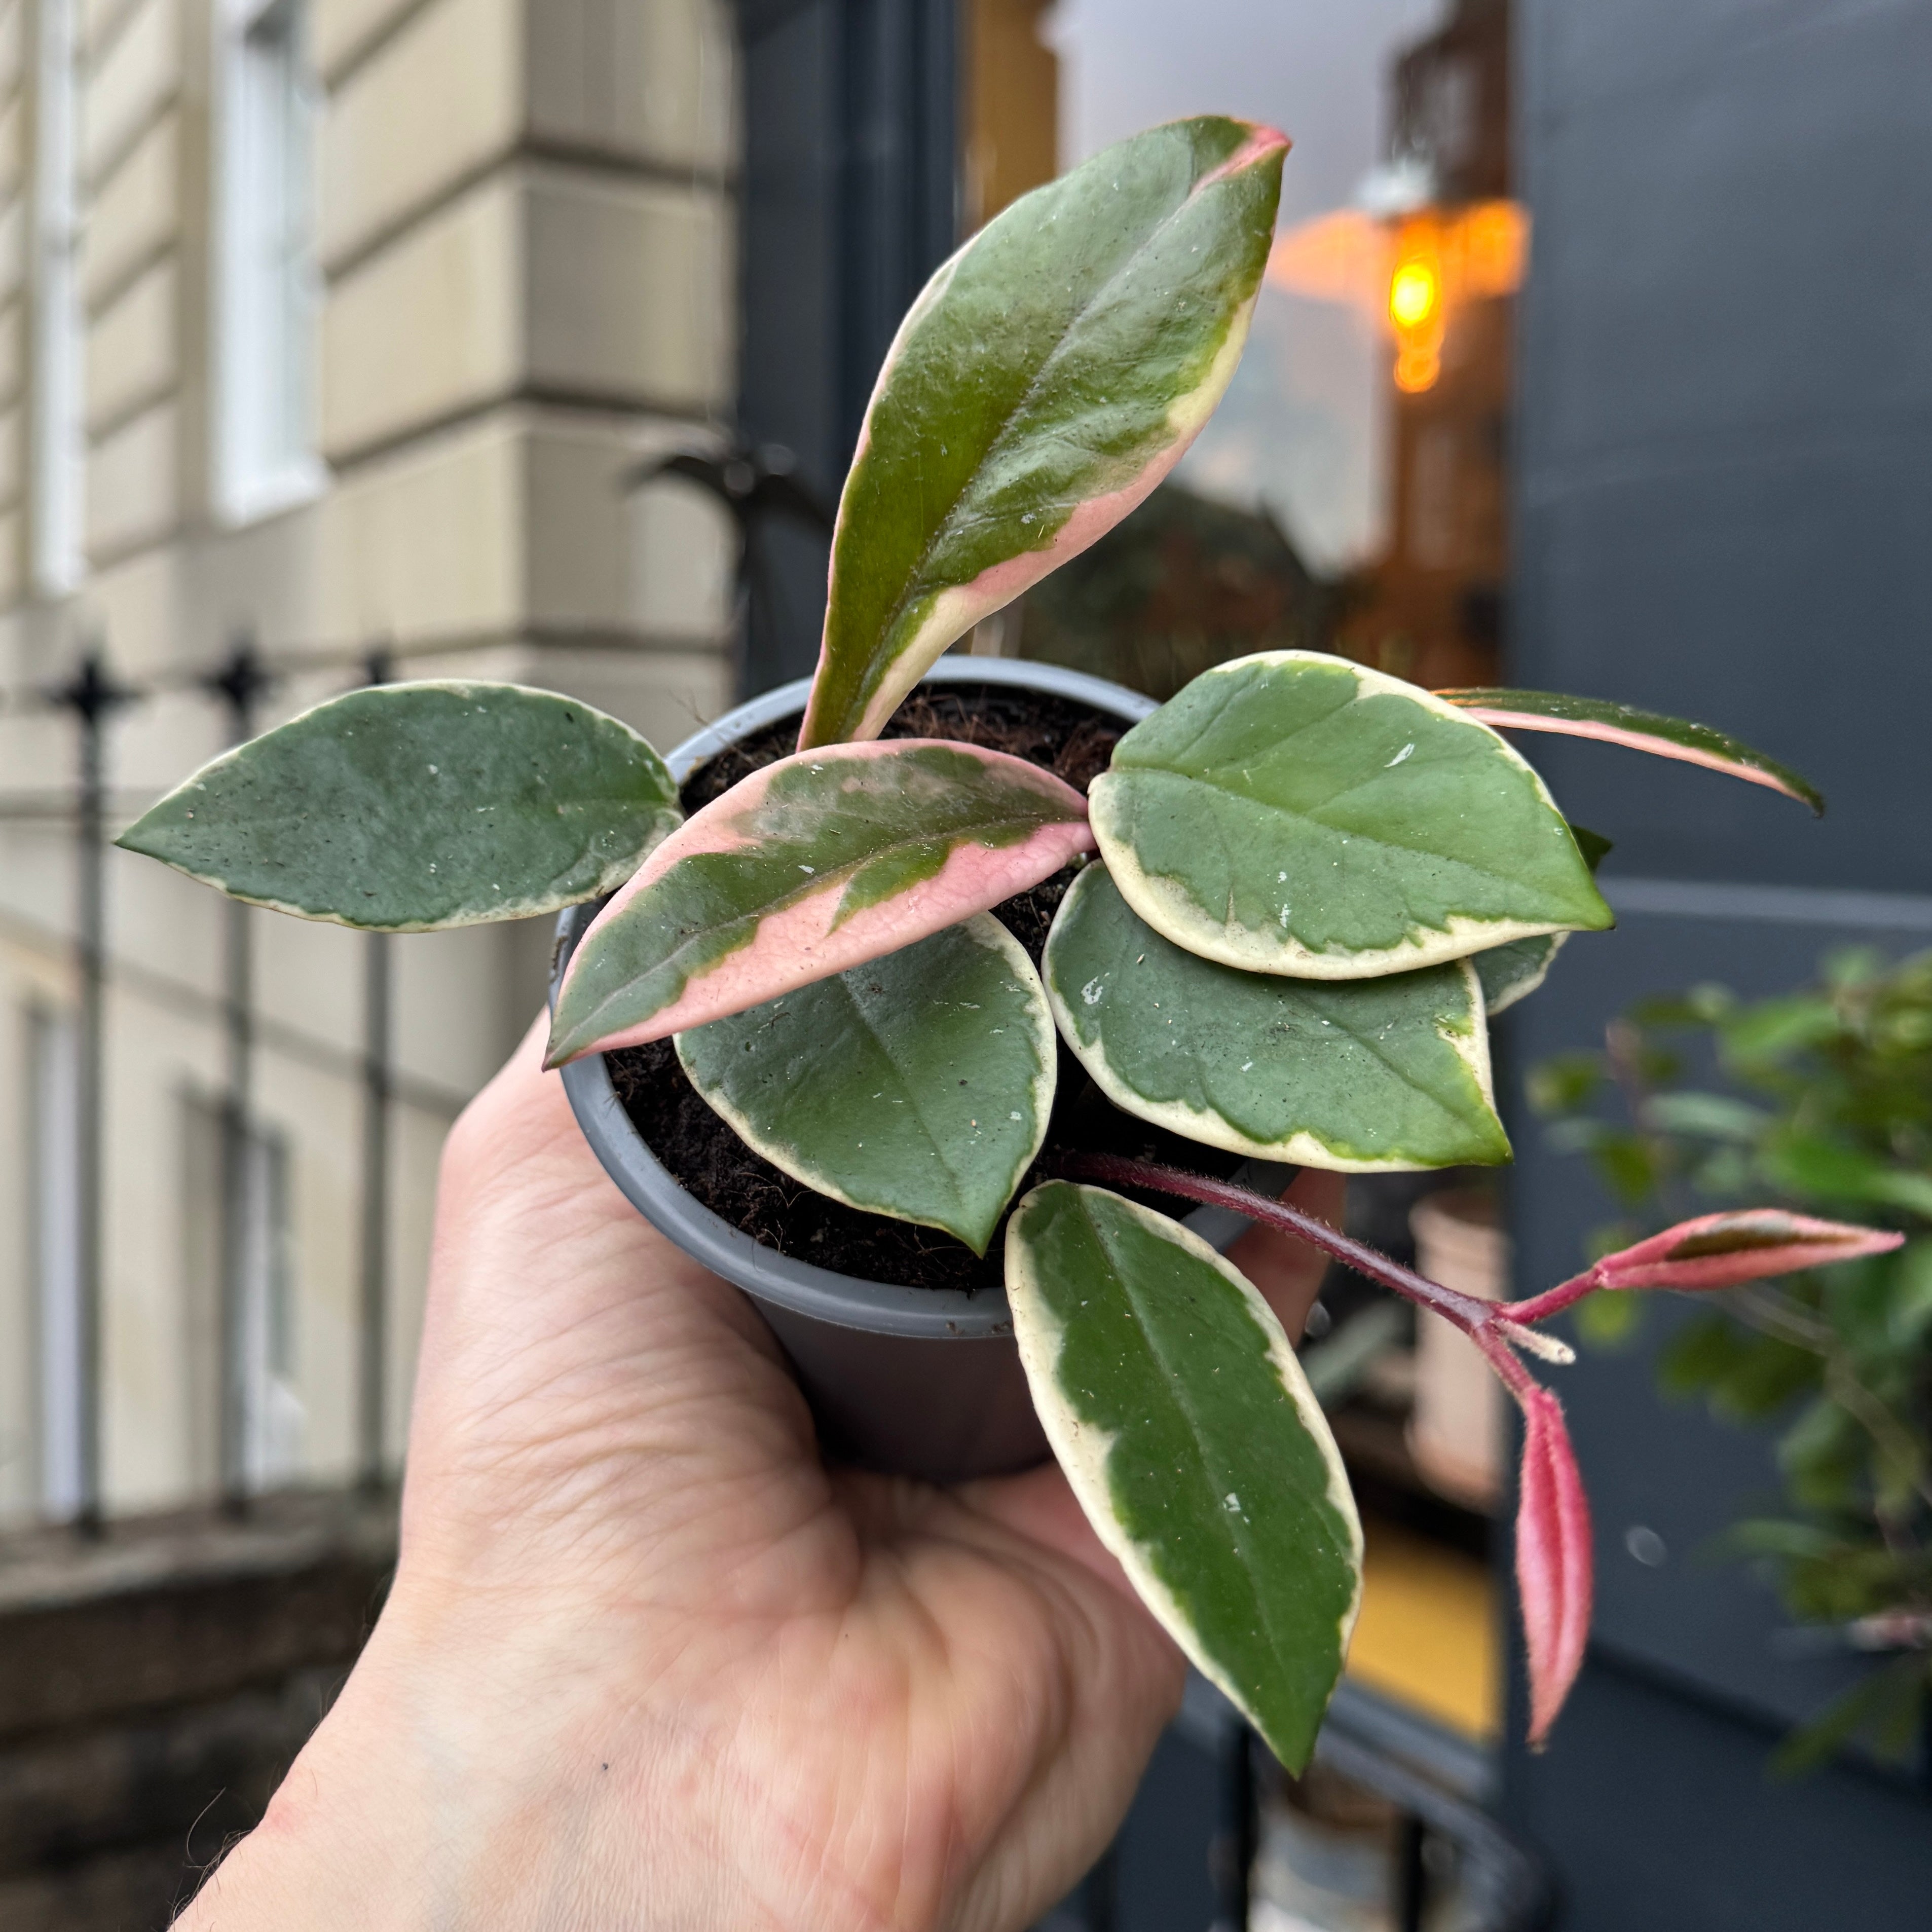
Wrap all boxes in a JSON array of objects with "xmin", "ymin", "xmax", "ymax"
[{"xmin": 553, "ymin": 654, "xmax": 1279, "ymax": 1340}]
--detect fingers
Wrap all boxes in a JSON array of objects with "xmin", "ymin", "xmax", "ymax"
[{"xmin": 1225, "ymin": 1167, "xmax": 1344, "ymax": 1344}]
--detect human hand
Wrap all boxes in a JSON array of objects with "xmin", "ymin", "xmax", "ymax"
[{"xmin": 178, "ymin": 1018, "xmax": 1341, "ymax": 1932}]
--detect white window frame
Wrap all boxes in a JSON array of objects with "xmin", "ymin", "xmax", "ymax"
[
  {"xmin": 212, "ymin": 0, "xmax": 323, "ymax": 526},
  {"xmin": 29, "ymin": 0, "xmax": 84, "ymax": 597}
]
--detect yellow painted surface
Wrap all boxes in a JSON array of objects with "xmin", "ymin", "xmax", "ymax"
[{"xmin": 1344, "ymin": 1516, "xmax": 1500, "ymax": 1739}]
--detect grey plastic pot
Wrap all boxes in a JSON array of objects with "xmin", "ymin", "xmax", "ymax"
[{"xmin": 551, "ymin": 654, "xmax": 1290, "ymax": 1483}]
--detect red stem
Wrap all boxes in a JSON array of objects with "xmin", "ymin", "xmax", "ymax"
[
  {"xmin": 1502, "ymin": 1268, "xmax": 1604, "ymax": 1326},
  {"xmin": 1056, "ymin": 1153, "xmax": 1499, "ymax": 1337}
]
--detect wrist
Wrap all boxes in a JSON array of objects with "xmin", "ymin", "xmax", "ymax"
[{"xmin": 174, "ymin": 1584, "xmax": 725, "ymax": 1931}]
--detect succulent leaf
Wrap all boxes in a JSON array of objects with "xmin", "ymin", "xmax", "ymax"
[
  {"xmin": 676, "ymin": 914, "xmax": 1054, "ymax": 1255},
  {"xmin": 1006, "ymin": 1181, "xmax": 1362, "ymax": 1770},
  {"xmin": 1592, "ymin": 1209, "xmax": 1905, "ymax": 1293},
  {"xmin": 1089, "ymin": 652, "xmax": 1613, "ymax": 980},
  {"xmin": 1437, "ymin": 688, "xmax": 1824, "ymax": 814},
  {"xmin": 1473, "ymin": 934, "xmax": 1566, "ymax": 1015},
  {"xmin": 547, "ymin": 740, "xmax": 1091, "ymax": 1063},
  {"xmin": 1512, "ymin": 1379, "xmax": 1593, "ymax": 1747},
  {"xmin": 1468, "ymin": 823, "xmax": 1606, "ymax": 1014},
  {"xmin": 1043, "ymin": 863, "xmax": 1509, "ymax": 1169},
  {"xmin": 116, "ymin": 681, "xmax": 681, "ymax": 930},
  {"xmin": 798, "ymin": 116, "xmax": 1288, "ymax": 749}
]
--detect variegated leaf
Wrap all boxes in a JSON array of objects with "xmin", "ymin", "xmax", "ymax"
[
  {"xmin": 798, "ymin": 117, "xmax": 1288, "ymax": 749},
  {"xmin": 1437, "ymin": 688, "xmax": 1824, "ymax": 814},
  {"xmin": 117, "ymin": 682, "xmax": 680, "ymax": 931},
  {"xmin": 1043, "ymin": 863, "xmax": 1509, "ymax": 1170},
  {"xmin": 547, "ymin": 740, "xmax": 1091, "ymax": 1064},
  {"xmin": 1469, "ymin": 823, "xmax": 1606, "ymax": 1014},
  {"xmin": 676, "ymin": 915, "xmax": 1053, "ymax": 1255},
  {"xmin": 1473, "ymin": 934, "xmax": 1566, "ymax": 1015},
  {"xmin": 1007, "ymin": 1182, "xmax": 1362, "ymax": 1770},
  {"xmin": 1089, "ymin": 652, "xmax": 1613, "ymax": 980}
]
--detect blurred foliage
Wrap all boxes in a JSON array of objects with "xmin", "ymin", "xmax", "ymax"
[{"xmin": 1533, "ymin": 947, "xmax": 1932, "ymax": 1770}]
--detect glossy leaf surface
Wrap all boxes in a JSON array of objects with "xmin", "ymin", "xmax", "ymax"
[
  {"xmin": 799, "ymin": 117, "xmax": 1287, "ymax": 748},
  {"xmin": 548, "ymin": 740, "xmax": 1091, "ymax": 1063},
  {"xmin": 1437, "ymin": 688, "xmax": 1824, "ymax": 814},
  {"xmin": 117, "ymin": 682, "xmax": 680, "ymax": 930},
  {"xmin": 676, "ymin": 915, "xmax": 1054, "ymax": 1254},
  {"xmin": 1043, "ymin": 863, "xmax": 1509, "ymax": 1169},
  {"xmin": 1090, "ymin": 653, "xmax": 1612, "ymax": 980},
  {"xmin": 1007, "ymin": 1182, "xmax": 1362, "ymax": 1769}
]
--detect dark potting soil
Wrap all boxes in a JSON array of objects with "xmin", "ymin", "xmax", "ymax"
[{"xmin": 605, "ymin": 680, "xmax": 1243, "ymax": 1292}]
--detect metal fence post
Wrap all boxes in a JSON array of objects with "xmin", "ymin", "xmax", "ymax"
[
  {"xmin": 357, "ymin": 646, "xmax": 394, "ymax": 1490},
  {"xmin": 49, "ymin": 648, "xmax": 137, "ymax": 1536},
  {"xmin": 206, "ymin": 639, "xmax": 269, "ymax": 1513}
]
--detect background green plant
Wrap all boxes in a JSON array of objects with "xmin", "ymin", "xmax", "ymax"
[{"xmin": 1533, "ymin": 947, "xmax": 1932, "ymax": 1767}]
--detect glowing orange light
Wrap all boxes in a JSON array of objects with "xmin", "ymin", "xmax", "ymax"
[
  {"xmin": 1389, "ymin": 259, "xmax": 1439, "ymax": 330},
  {"xmin": 1266, "ymin": 198, "xmax": 1530, "ymax": 400}
]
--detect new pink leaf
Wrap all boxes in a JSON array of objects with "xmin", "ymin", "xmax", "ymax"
[
  {"xmin": 1514, "ymin": 1380, "xmax": 1593, "ymax": 1748},
  {"xmin": 1507, "ymin": 1208, "xmax": 1904, "ymax": 1323},
  {"xmin": 1593, "ymin": 1209, "xmax": 1904, "ymax": 1290},
  {"xmin": 546, "ymin": 739, "xmax": 1092, "ymax": 1064}
]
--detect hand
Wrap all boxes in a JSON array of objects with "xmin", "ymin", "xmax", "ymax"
[{"xmin": 179, "ymin": 1019, "xmax": 1342, "ymax": 1932}]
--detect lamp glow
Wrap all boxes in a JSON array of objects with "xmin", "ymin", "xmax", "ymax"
[{"xmin": 1389, "ymin": 259, "xmax": 1439, "ymax": 329}]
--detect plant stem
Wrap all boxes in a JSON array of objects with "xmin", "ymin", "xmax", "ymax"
[
  {"xmin": 1500, "ymin": 1270, "xmax": 1601, "ymax": 1325},
  {"xmin": 1055, "ymin": 1153, "xmax": 1498, "ymax": 1334}
]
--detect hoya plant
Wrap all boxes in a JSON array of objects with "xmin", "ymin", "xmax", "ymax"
[
  {"xmin": 118, "ymin": 117, "xmax": 1894, "ymax": 1770},
  {"xmin": 1534, "ymin": 948, "xmax": 1932, "ymax": 1768}
]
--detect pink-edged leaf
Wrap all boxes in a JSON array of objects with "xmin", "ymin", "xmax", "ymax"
[
  {"xmin": 1514, "ymin": 1381, "xmax": 1593, "ymax": 1748},
  {"xmin": 1504, "ymin": 1208, "xmax": 1904, "ymax": 1325},
  {"xmin": 799, "ymin": 117, "xmax": 1287, "ymax": 748},
  {"xmin": 545, "ymin": 740, "xmax": 1092, "ymax": 1064},
  {"xmin": 1434, "ymin": 688, "xmax": 1824, "ymax": 814},
  {"xmin": 1593, "ymin": 1208, "xmax": 1904, "ymax": 1292}
]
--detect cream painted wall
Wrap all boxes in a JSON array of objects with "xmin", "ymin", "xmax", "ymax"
[{"xmin": 0, "ymin": 0, "xmax": 738, "ymax": 1527}]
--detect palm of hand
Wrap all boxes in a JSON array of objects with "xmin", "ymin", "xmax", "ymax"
[{"xmin": 223, "ymin": 1025, "xmax": 1333, "ymax": 1932}]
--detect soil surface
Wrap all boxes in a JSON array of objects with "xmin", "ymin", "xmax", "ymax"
[{"xmin": 607, "ymin": 680, "xmax": 1243, "ymax": 1291}]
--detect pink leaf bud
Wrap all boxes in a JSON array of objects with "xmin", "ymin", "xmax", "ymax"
[
  {"xmin": 1514, "ymin": 1381, "xmax": 1593, "ymax": 1748},
  {"xmin": 1591, "ymin": 1209, "xmax": 1903, "ymax": 1294}
]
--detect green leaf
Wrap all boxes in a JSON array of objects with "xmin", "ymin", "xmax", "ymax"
[
  {"xmin": 116, "ymin": 681, "xmax": 680, "ymax": 930},
  {"xmin": 547, "ymin": 740, "xmax": 1092, "ymax": 1064},
  {"xmin": 799, "ymin": 117, "xmax": 1287, "ymax": 748},
  {"xmin": 1006, "ymin": 1181, "xmax": 1362, "ymax": 1769},
  {"xmin": 675, "ymin": 915, "xmax": 1055, "ymax": 1255},
  {"xmin": 1568, "ymin": 822, "xmax": 1615, "ymax": 870},
  {"xmin": 1473, "ymin": 934, "xmax": 1566, "ymax": 1015},
  {"xmin": 1043, "ymin": 863, "xmax": 1509, "ymax": 1169},
  {"xmin": 1471, "ymin": 823, "xmax": 1606, "ymax": 1013},
  {"xmin": 1436, "ymin": 688, "xmax": 1825, "ymax": 814},
  {"xmin": 1089, "ymin": 652, "xmax": 1612, "ymax": 979}
]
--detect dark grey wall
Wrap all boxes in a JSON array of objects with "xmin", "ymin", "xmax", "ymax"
[
  {"xmin": 734, "ymin": 0, "xmax": 957, "ymax": 694},
  {"xmin": 1505, "ymin": 2, "xmax": 1932, "ymax": 1923}
]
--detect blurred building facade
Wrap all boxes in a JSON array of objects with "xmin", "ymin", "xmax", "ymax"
[{"xmin": 0, "ymin": 0, "xmax": 738, "ymax": 1530}]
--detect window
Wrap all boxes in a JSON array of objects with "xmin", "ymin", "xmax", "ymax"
[
  {"xmin": 183, "ymin": 1091, "xmax": 303, "ymax": 1492},
  {"xmin": 27, "ymin": 1009, "xmax": 83, "ymax": 1518},
  {"xmin": 29, "ymin": 0, "xmax": 84, "ymax": 596},
  {"xmin": 973, "ymin": 0, "xmax": 1520, "ymax": 699},
  {"xmin": 214, "ymin": 0, "xmax": 321, "ymax": 523}
]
